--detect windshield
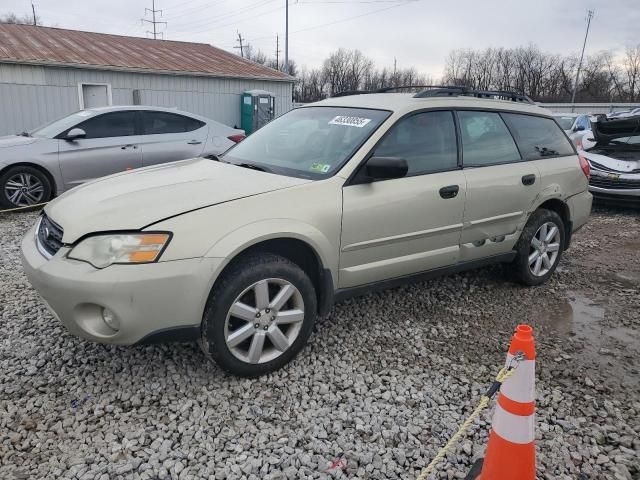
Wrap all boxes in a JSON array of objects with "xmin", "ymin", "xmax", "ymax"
[
  {"xmin": 555, "ymin": 116, "xmax": 576, "ymax": 130},
  {"xmin": 223, "ymin": 106, "xmax": 391, "ymax": 179},
  {"xmin": 29, "ymin": 110, "xmax": 98, "ymax": 138}
]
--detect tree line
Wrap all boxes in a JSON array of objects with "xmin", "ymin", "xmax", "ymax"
[{"xmin": 244, "ymin": 42, "xmax": 640, "ymax": 104}]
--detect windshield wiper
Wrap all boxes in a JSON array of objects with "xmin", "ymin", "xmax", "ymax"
[
  {"xmin": 18, "ymin": 131, "xmax": 31, "ymax": 137},
  {"xmin": 236, "ymin": 162, "xmax": 272, "ymax": 173}
]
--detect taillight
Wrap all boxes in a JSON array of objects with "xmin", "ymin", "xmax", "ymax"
[
  {"xmin": 579, "ymin": 154, "xmax": 590, "ymax": 178},
  {"xmin": 227, "ymin": 134, "xmax": 246, "ymax": 144}
]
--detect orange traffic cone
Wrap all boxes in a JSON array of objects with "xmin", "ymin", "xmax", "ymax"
[{"xmin": 466, "ymin": 324, "xmax": 536, "ymax": 480}]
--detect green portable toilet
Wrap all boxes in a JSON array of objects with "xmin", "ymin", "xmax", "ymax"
[{"xmin": 241, "ymin": 90, "xmax": 275, "ymax": 135}]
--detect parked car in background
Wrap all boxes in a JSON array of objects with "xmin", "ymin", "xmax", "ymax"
[
  {"xmin": 607, "ymin": 110, "xmax": 632, "ymax": 119},
  {"xmin": 577, "ymin": 115, "xmax": 640, "ymax": 205},
  {"xmin": 21, "ymin": 88, "xmax": 592, "ymax": 376},
  {"xmin": 553, "ymin": 113, "xmax": 593, "ymax": 140},
  {"xmin": 0, "ymin": 106, "xmax": 245, "ymax": 209}
]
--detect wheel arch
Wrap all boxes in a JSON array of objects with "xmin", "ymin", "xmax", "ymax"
[
  {"xmin": 206, "ymin": 236, "xmax": 335, "ymax": 318},
  {"xmin": 0, "ymin": 162, "xmax": 58, "ymax": 198},
  {"xmin": 535, "ymin": 198, "xmax": 571, "ymax": 247}
]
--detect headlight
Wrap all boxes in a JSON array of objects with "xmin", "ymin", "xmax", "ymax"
[{"xmin": 68, "ymin": 233, "xmax": 171, "ymax": 268}]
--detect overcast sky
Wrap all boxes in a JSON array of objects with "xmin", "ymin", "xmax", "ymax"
[{"xmin": 4, "ymin": 0, "xmax": 639, "ymax": 76}]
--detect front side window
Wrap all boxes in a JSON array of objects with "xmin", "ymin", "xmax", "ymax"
[
  {"xmin": 502, "ymin": 113, "xmax": 575, "ymax": 159},
  {"xmin": 372, "ymin": 111, "xmax": 458, "ymax": 175},
  {"xmin": 74, "ymin": 111, "xmax": 136, "ymax": 139},
  {"xmin": 223, "ymin": 106, "xmax": 391, "ymax": 179},
  {"xmin": 458, "ymin": 111, "xmax": 521, "ymax": 166},
  {"xmin": 142, "ymin": 112, "xmax": 205, "ymax": 135}
]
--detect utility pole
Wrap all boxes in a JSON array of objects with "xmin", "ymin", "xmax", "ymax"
[
  {"xmin": 284, "ymin": 0, "xmax": 289, "ymax": 74},
  {"xmin": 31, "ymin": 3, "xmax": 37, "ymax": 26},
  {"xmin": 235, "ymin": 32, "xmax": 245, "ymax": 58},
  {"xmin": 275, "ymin": 35, "xmax": 281, "ymax": 71},
  {"xmin": 142, "ymin": 0, "xmax": 167, "ymax": 40},
  {"xmin": 571, "ymin": 9, "xmax": 594, "ymax": 111}
]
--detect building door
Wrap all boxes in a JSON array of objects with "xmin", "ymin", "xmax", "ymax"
[{"xmin": 81, "ymin": 84, "xmax": 110, "ymax": 109}]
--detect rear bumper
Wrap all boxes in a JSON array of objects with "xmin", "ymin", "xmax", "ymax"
[{"xmin": 566, "ymin": 190, "xmax": 592, "ymax": 232}]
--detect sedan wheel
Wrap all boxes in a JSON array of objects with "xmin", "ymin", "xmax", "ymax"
[
  {"xmin": 4, "ymin": 172, "xmax": 45, "ymax": 207},
  {"xmin": 528, "ymin": 222, "xmax": 561, "ymax": 277}
]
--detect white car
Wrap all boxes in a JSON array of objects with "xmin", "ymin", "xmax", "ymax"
[
  {"xmin": 577, "ymin": 116, "xmax": 640, "ymax": 205},
  {"xmin": 0, "ymin": 106, "xmax": 245, "ymax": 209}
]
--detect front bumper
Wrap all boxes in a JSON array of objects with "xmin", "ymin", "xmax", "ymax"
[
  {"xmin": 21, "ymin": 224, "xmax": 223, "ymax": 345},
  {"xmin": 588, "ymin": 169, "xmax": 640, "ymax": 202}
]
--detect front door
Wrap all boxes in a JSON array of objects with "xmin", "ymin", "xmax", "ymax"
[
  {"xmin": 58, "ymin": 110, "xmax": 142, "ymax": 190},
  {"xmin": 456, "ymin": 110, "xmax": 541, "ymax": 261},
  {"xmin": 339, "ymin": 111, "xmax": 466, "ymax": 289},
  {"xmin": 139, "ymin": 111, "xmax": 208, "ymax": 167}
]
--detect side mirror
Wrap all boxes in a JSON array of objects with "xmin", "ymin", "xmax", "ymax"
[
  {"xmin": 364, "ymin": 156, "xmax": 408, "ymax": 181},
  {"xmin": 65, "ymin": 128, "xmax": 86, "ymax": 141},
  {"xmin": 574, "ymin": 125, "xmax": 585, "ymax": 132}
]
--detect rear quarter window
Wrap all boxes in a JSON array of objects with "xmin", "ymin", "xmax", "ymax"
[{"xmin": 502, "ymin": 113, "xmax": 575, "ymax": 160}]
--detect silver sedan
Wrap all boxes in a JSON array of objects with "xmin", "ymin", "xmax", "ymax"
[{"xmin": 0, "ymin": 106, "xmax": 245, "ymax": 209}]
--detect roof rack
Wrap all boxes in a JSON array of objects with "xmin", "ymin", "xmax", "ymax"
[
  {"xmin": 332, "ymin": 85, "xmax": 454, "ymax": 97},
  {"xmin": 413, "ymin": 86, "xmax": 534, "ymax": 104},
  {"xmin": 332, "ymin": 85, "xmax": 535, "ymax": 104}
]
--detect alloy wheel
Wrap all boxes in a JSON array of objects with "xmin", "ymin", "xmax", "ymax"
[
  {"xmin": 4, "ymin": 173, "xmax": 44, "ymax": 207},
  {"xmin": 528, "ymin": 222, "xmax": 561, "ymax": 277},
  {"xmin": 224, "ymin": 278, "xmax": 305, "ymax": 364}
]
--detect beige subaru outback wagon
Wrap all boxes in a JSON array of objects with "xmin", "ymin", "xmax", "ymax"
[{"xmin": 22, "ymin": 87, "xmax": 592, "ymax": 376}]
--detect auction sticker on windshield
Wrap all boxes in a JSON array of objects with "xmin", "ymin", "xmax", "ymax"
[{"xmin": 329, "ymin": 116, "xmax": 372, "ymax": 128}]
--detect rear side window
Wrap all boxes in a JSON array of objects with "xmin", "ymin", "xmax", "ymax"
[
  {"xmin": 458, "ymin": 111, "xmax": 521, "ymax": 166},
  {"xmin": 373, "ymin": 111, "xmax": 458, "ymax": 175},
  {"xmin": 502, "ymin": 113, "xmax": 575, "ymax": 159},
  {"xmin": 142, "ymin": 112, "xmax": 205, "ymax": 135},
  {"xmin": 75, "ymin": 111, "xmax": 136, "ymax": 139}
]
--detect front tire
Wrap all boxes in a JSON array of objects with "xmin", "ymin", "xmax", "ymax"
[
  {"xmin": 511, "ymin": 209, "xmax": 565, "ymax": 286},
  {"xmin": 0, "ymin": 166, "xmax": 52, "ymax": 209},
  {"xmin": 200, "ymin": 253, "xmax": 317, "ymax": 377}
]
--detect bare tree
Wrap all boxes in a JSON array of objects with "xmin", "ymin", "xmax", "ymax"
[{"xmin": 0, "ymin": 12, "xmax": 40, "ymax": 25}]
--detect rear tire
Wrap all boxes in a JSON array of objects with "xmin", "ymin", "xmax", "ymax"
[
  {"xmin": 0, "ymin": 166, "xmax": 52, "ymax": 210},
  {"xmin": 511, "ymin": 209, "xmax": 565, "ymax": 286},
  {"xmin": 200, "ymin": 253, "xmax": 317, "ymax": 377}
]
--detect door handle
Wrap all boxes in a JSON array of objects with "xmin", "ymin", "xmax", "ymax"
[
  {"xmin": 187, "ymin": 140, "xmax": 202, "ymax": 145},
  {"xmin": 120, "ymin": 144, "xmax": 137, "ymax": 150},
  {"xmin": 522, "ymin": 174, "xmax": 536, "ymax": 186},
  {"xmin": 439, "ymin": 185, "xmax": 459, "ymax": 199}
]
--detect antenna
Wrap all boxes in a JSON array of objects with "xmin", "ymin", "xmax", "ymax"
[{"xmin": 141, "ymin": 0, "xmax": 167, "ymax": 40}]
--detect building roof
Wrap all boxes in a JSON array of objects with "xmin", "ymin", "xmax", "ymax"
[{"xmin": 0, "ymin": 24, "xmax": 293, "ymax": 82}]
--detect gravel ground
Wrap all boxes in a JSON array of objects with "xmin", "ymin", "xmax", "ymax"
[{"xmin": 1, "ymin": 206, "xmax": 639, "ymax": 480}]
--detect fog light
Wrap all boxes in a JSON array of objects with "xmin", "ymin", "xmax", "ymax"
[{"xmin": 102, "ymin": 308, "xmax": 120, "ymax": 331}]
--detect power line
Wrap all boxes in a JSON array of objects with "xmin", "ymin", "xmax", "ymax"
[
  {"xmin": 141, "ymin": 0, "xmax": 167, "ymax": 39},
  {"xmin": 170, "ymin": 0, "xmax": 276, "ymax": 31}
]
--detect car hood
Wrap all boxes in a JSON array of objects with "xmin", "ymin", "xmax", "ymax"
[
  {"xmin": 592, "ymin": 116, "xmax": 640, "ymax": 145},
  {"xmin": 45, "ymin": 158, "xmax": 311, "ymax": 243},
  {"xmin": 582, "ymin": 150, "xmax": 640, "ymax": 174},
  {"xmin": 0, "ymin": 135, "xmax": 38, "ymax": 148}
]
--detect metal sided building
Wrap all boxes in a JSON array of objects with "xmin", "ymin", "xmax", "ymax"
[{"xmin": 0, "ymin": 24, "xmax": 294, "ymax": 136}]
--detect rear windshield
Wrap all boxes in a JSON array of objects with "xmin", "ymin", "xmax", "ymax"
[
  {"xmin": 502, "ymin": 113, "xmax": 576, "ymax": 159},
  {"xmin": 223, "ymin": 106, "xmax": 391, "ymax": 179}
]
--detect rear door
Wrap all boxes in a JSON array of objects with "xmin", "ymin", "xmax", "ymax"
[
  {"xmin": 139, "ymin": 111, "xmax": 208, "ymax": 167},
  {"xmin": 339, "ymin": 110, "xmax": 467, "ymax": 288},
  {"xmin": 458, "ymin": 110, "xmax": 541, "ymax": 262},
  {"xmin": 57, "ymin": 110, "xmax": 142, "ymax": 189}
]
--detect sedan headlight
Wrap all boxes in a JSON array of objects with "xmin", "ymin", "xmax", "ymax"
[{"xmin": 68, "ymin": 233, "xmax": 171, "ymax": 268}]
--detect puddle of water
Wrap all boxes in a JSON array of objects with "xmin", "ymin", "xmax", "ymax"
[{"xmin": 536, "ymin": 292, "xmax": 604, "ymax": 338}]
